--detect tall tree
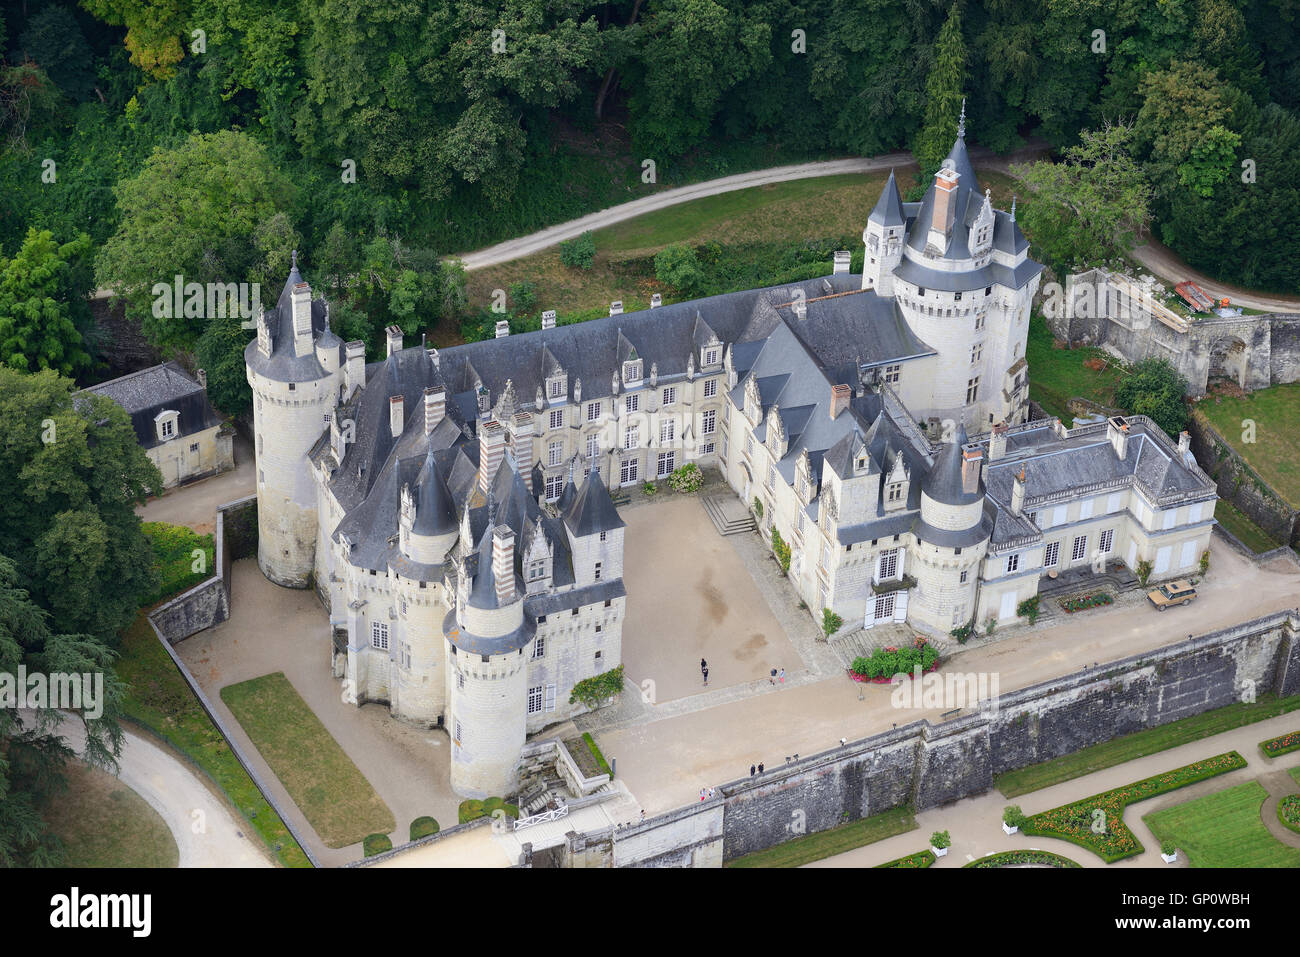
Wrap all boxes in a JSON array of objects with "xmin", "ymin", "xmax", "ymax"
[
  {"xmin": 0, "ymin": 229, "xmax": 94, "ymax": 377},
  {"xmin": 912, "ymin": 2, "xmax": 967, "ymax": 179},
  {"xmin": 79, "ymin": 0, "xmax": 190, "ymax": 79}
]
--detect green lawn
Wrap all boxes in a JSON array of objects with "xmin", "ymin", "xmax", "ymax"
[
  {"xmin": 1215, "ymin": 499, "xmax": 1282, "ymax": 553},
  {"xmin": 725, "ymin": 805, "xmax": 917, "ymax": 868},
  {"xmin": 1144, "ymin": 781, "xmax": 1300, "ymax": 868},
  {"xmin": 1195, "ymin": 382, "xmax": 1300, "ymax": 508},
  {"xmin": 41, "ymin": 761, "xmax": 179, "ymax": 868},
  {"xmin": 221, "ymin": 672, "xmax": 395, "ymax": 849},
  {"xmin": 1025, "ymin": 313, "xmax": 1126, "ymax": 421},
  {"xmin": 995, "ymin": 693, "xmax": 1300, "ymax": 797},
  {"xmin": 114, "ymin": 615, "xmax": 311, "ymax": 866}
]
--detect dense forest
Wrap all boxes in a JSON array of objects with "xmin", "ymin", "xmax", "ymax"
[{"xmin": 1, "ymin": 0, "xmax": 1299, "ymax": 411}]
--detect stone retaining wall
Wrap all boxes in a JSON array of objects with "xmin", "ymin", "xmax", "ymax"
[{"xmin": 1187, "ymin": 412, "xmax": 1298, "ymax": 547}]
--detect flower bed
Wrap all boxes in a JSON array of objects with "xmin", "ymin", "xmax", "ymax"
[
  {"xmin": 963, "ymin": 850, "xmax": 1081, "ymax": 868},
  {"xmin": 1279, "ymin": 796, "xmax": 1300, "ymax": 835},
  {"xmin": 1259, "ymin": 729, "xmax": 1300, "ymax": 758},
  {"xmin": 1020, "ymin": 751, "xmax": 1248, "ymax": 863},
  {"xmin": 1060, "ymin": 593, "xmax": 1114, "ymax": 613},
  {"xmin": 876, "ymin": 849, "xmax": 936, "ymax": 868},
  {"xmin": 849, "ymin": 638, "xmax": 940, "ymax": 683}
]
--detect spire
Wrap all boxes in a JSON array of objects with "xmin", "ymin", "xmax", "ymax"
[
  {"xmin": 1010, "ymin": 195, "xmax": 1017, "ymax": 223},
  {"xmin": 869, "ymin": 169, "xmax": 905, "ymax": 227},
  {"xmin": 957, "ymin": 97, "xmax": 966, "ymax": 139}
]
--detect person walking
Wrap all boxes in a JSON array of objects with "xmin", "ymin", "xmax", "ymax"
[
  {"xmin": 778, "ymin": 667, "xmax": 785, "ymax": 684},
  {"xmin": 700, "ymin": 658, "xmax": 707, "ymax": 674},
  {"xmin": 769, "ymin": 668, "xmax": 777, "ymax": 685},
  {"xmin": 702, "ymin": 666, "xmax": 709, "ymax": 687},
  {"xmin": 758, "ymin": 762, "xmax": 764, "ymax": 774},
  {"xmin": 750, "ymin": 764, "xmax": 756, "ymax": 776},
  {"xmin": 700, "ymin": 787, "xmax": 707, "ymax": 802}
]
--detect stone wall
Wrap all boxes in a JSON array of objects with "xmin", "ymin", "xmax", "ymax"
[
  {"xmin": 588, "ymin": 608, "xmax": 1299, "ymax": 866},
  {"xmin": 1187, "ymin": 411, "xmax": 1298, "ymax": 546}
]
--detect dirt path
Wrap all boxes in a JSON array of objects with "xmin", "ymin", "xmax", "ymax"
[
  {"xmin": 1130, "ymin": 239, "xmax": 1300, "ymax": 312},
  {"xmin": 453, "ymin": 143, "xmax": 1052, "ymax": 271},
  {"xmin": 46, "ymin": 711, "xmax": 273, "ymax": 868}
]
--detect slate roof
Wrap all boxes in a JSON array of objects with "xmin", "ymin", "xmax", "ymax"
[
  {"xmin": 563, "ymin": 467, "xmax": 626, "ymax": 538},
  {"xmin": 869, "ymin": 169, "xmax": 906, "ymax": 227},
  {"xmin": 80, "ymin": 362, "xmax": 224, "ymax": 449},
  {"xmin": 922, "ymin": 422, "xmax": 983, "ymax": 506},
  {"xmin": 243, "ymin": 264, "xmax": 340, "ymax": 382}
]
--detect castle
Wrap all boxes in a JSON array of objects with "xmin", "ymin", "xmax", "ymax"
[{"xmin": 245, "ymin": 125, "xmax": 1218, "ymax": 798}]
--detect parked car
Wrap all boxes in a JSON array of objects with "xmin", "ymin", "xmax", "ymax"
[{"xmin": 1148, "ymin": 580, "xmax": 1197, "ymax": 611}]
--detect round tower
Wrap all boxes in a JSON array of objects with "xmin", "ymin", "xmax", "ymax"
[
  {"xmin": 444, "ymin": 523, "xmax": 533, "ymax": 799},
  {"xmin": 245, "ymin": 256, "xmax": 344, "ymax": 588}
]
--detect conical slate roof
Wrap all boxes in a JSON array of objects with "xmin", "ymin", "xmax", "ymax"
[
  {"xmin": 922, "ymin": 421, "xmax": 982, "ymax": 505},
  {"xmin": 412, "ymin": 450, "xmax": 457, "ymax": 536},
  {"xmin": 869, "ymin": 170, "xmax": 905, "ymax": 227},
  {"xmin": 563, "ymin": 466, "xmax": 625, "ymax": 537}
]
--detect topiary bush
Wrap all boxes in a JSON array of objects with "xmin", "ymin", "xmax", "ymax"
[
  {"xmin": 363, "ymin": 833, "xmax": 393, "ymax": 857},
  {"xmin": 409, "ymin": 816, "xmax": 440, "ymax": 841},
  {"xmin": 458, "ymin": 797, "xmax": 520, "ymax": 825}
]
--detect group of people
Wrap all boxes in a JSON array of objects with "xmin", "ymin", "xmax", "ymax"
[{"xmin": 698, "ymin": 658, "xmax": 785, "ymax": 687}]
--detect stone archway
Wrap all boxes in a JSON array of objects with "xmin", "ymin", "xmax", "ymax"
[
  {"xmin": 739, "ymin": 462, "xmax": 753, "ymax": 504},
  {"xmin": 1209, "ymin": 335, "xmax": 1250, "ymax": 389}
]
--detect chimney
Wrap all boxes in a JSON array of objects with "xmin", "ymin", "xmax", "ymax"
[
  {"xmin": 927, "ymin": 163, "xmax": 960, "ymax": 249},
  {"xmin": 1011, "ymin": 467, "xmax": 1026, "ymax": 516},
  {"xmin": 961, "ymin": 444, "xmax": 983, "ymax": 495},
  {"xmin": 610, "ymin": 301, "xmax": 623, "ymax": 316},
  {"xmin": 792, "ymin": 297, "xmax": 808, "ymax": 320},
  {"xmin": 832, "ymin": 250, "xmax": 851, "ymax": 274},
  {"xmin": 256, "ymin": 309, "xmax": 273, "ymax": 358},
  {"xmin": 492, "ymin": 525, "xmax": 516, "ymax": 605},
  {"xmin": 330, "ymin": 412, "xmax": 347, "ymax": 461},
  {"xmin": 512, "ymin": 413, "xmax": 535, "ymax": 492},
  {"xmin": 989, "ymin": 420, "xmax": 1008, "ymax": 461},
  {"xmin": 495, "ymin": 320, "xmax": 510, "ymax": 339},
  {"xmin": 196, "ymin": 368, "xmax": 208, "ymax": 391},
  {"xmin": 1178, "ymin": 430, "xmax": 1191, "ymax": 456},
  {"xmin": 541, "ymin": 309, "xmax": 557, "ymax": 330},
  {"xmin": 1107, "ymin": 415, "xmax": 1130, "ymax": 459},
  {"xmin": 385, "ymin": 325, "xmax": 403, "ymax": 357},
  {"xmin": 423, "ymin": 386, "xmax": 445, "ymax": 434},
  {"xmin": 389, "ymin": 395, "xmax": 405, "ymax": 438},
  {"xmin": 291, "ymin": 281, "xmax": 313, "ymax": 357},
  {"xmin": 650, "ymin": 293, "xmax": 662, "ymax": 309},
  {"xmin": 830, "ymin": 383, "xmax": 851, "ymax": 419},
  {"xmin": 478, "ymin": 420, "xmax": 506, "ymax": 495},
  {"xmin": 344, "ymin": 340, "xmax": 366, "ymax": 397},
  {"xmin": 427, "ymin": 346, "xmax": 440, "ymax": 370}
]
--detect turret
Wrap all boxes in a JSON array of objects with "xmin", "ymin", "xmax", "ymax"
[{"xmin": 862, "ymin": 169, "xmax": 906, "ymax": 295}]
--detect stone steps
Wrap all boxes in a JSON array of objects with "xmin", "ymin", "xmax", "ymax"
[
  {"xmin": 702, "ymin": 493, "xmax": 754, "ymax": 536},
  {"xmin": 828, "ymin": 623, "xmax": 914, "ymax": 669}
]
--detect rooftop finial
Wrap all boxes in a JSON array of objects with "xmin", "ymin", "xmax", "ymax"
[
  {"xmin": 957, "ymin": 97, "xmax": 966, "ymax": 138},
  {"xmin": 291, "ymin": 249, "xmax": 298, "ymax": 270},
  {"xmin": 1010, "ymin": 194, "xmax": 1017, "ymax": 222}
]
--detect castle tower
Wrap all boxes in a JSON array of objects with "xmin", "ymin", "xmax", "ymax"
[
  {"xmin": 862, "ymin": 169, "xmax": 906, "ymax": 295},
  {"xmin": 909, "ymin": 422, "xmax": 988, "ymax": 632},
  {"xmin": 245, "ymin": 254, "xmax": 344, "ymax": 587}
]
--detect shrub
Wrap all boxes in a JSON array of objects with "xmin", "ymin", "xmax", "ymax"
[
  {"xmin": 822, "ymin": 608, "xmax": 843, "ymax": 637},
  {"xmin": 582, "ymin": 732, "xmax": 614, "ymax": 778},
  {"xmin": 1003, "ymin": 805, "xmax": 1027, "ymax": 828},
  {"xmin": 1160, "ymin": 839, "xmax": 1176, "ymax": 856},
  {"xmin": 876, "ymin": 850, "xmax": 936, "ymax": 868},
  {"xmin": 1259, "ymin": 729, "xmax": 1300, "ymax": 757},
  {"xmin": 139, "ymin": 521, "xmax": 216, "ymax": 605},
  {"xmin": 409, "ymin": 816, "xmax": 440, "ymax": 841},
  {"xmin": 752, "ymin": 497, "xmax": 763, "ymax": 519},
  {"xmin": 559, "ymin": 230, "xmax": 596, "ymax": 269},
  {"xmin": 771, "ymin": 528, "xmax": 791, "ymax": 574},
  {"xmin": 667, "ymin": 462, "xmax": 704, "ymax": 493},
  {"xmin": 569, "ymin": 664, "xmax": 625, "ymax": 708},
  {"xmin": 363, "ymin": 833, "xmax": 393, "ymax": 857},
  {"xmin": 984, "ymin": 617, "xmax": 997, "ymax": 636},
  {"xmin": 654, "ymin": 243, "xmax": 704, "ymax": 294},
  {"xmin": 1136, "ymin": 559, "xmax": 1154, "ymax": 585},
  {"xmin": 930, "ymin": 830, "xmax": 951, "ymax": 849},
  {"xmin": 458, "ymin": 797, "xmax": 520, "ymax": 825},
  {"xmin": 950, "ymin": 620, "xmax": 975, "ymax": 643},
  {"xmin": 1279, "ymin": 796, "xmax": 1300, "ymax": 834},
  {"xmin": 641, "ymin": 480, "xmax": 658, "ymax": 495},
  {"xmin": 849, "ymin": 639, "xmax": 939, "ymax": 680},
  {"xmin": 1199, "ymin": 549, "xmax": 1210, "ymax": 575},
  {"xmin": 965, "ymin": 850, "xmax": 1080, "ymax": 868},
  {"xmin": 1017, "ymin": 595, "xmax": 1041, "ymax": 623},
  {"xmin": 1114, "ymin": 357, "xmax": 1189, "ymax": 438}
]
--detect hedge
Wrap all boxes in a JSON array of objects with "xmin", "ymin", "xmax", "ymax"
[
  {"xmin": 409, "ymin": 816, "xmax": 440, "ymax": 841},
  {"xmin": 1259, "ymin": 730, "xmax": 1300, "ymax": 758},
  {"xmin": 876, "ymin": 850, "xmax": 936, "ymax": 868},
  {"xmin": 363, "ymin": 833, "xmax": 393, "ymax": 857},
  {"xmin": 964, "ymin": 849, "xmax": 1081, "ymax": 868}
]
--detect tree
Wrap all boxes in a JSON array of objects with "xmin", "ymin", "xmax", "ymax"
[
  {"xmin": 1136, "ymin": 61, "xmax": 1246, "ymax": 200},
  {"xmin": 19, "ymin": 5, "xmax": 96, "ymax": 102},
  {"xmin": 1012, "ymin": 121, "xmax": 1152, "ymax": 272},
  {"xmin": 79, "ymin": 0, "xmax": 190, "ymax": 79},
  {"xmin": 912, "ymin": 3, "xmax": 967, "ymax": 179},
  {"xmin": 95, "ymin": 130, "xmax": 297, "ymax": 349},
  {"xmin": 654, "ymin": 244, "xmax": 704, "ymax": 295},
  {"xmin": 0, "ymin": 229, "xmax": 94, "ymax": 376},
  {"xmin": 1114, "ymin": 358, "xmax": 1189, "ymax": 438},
  {"xmin": 0, "ymin": 368, "xmax": 161, "ymax": 645}
]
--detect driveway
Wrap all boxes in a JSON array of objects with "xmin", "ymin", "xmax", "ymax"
[
  {"xmin": 136, "ymin": 434, "xmax": 255, "ymax": 535},
  {"xmin": 45, "ymin": 710, "xmax": 272, "ymax": 868},
  {"xmin": 1130, "ymin": 239, "xmax": 1300, "ymax": 312}
]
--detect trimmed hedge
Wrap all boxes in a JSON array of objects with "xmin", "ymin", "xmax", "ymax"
[
  {"xmin": 876, "ymin": 850, "xmax": 936, "ymax": 868},
  {"xmin": 964, "ymin": 849, "xmax": 1081, "ymax": 868},
  {"xmin": 849, "ymin": 639, "xmax": 939, "ymax": 681},
  {"xmin": 458, "ymin": 797, "xmax": 520, "ymax": 825},
  {"xmin": 363, "ymin": 833, "xmax": 393, "ymax": 857},
  {"xmin": 409, "ymin": 816, "xmax": 440, "ymax": 841},
  {"xmin": 1260, "ymin": 730, "xmax": 1300, "ymax": 758},
  {"xmin": 1279, "ymin": 796, "xmax": 1300, "ymax": 835},
  {"xmin": 1021, "ymin": 751, "xmax": 1248, "ymax": 862},
  {"xmin": 582, "ymin": 732, "xmax": 614, "ymax": 778}
]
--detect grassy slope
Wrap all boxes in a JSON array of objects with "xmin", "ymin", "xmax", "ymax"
[
  {"xmin": 1024, "ymin": 313, "xmax": 1125, "ymax": 421},
  {"xmin": 115, "ymin": 614, "xmax": 311, "ymax": 866},
  {"xmin": 1215, "ymin": 499, "xmax": 1282, "ymax": 553},
  {"xmin": 1195, "ymin": 382, "xmax": 1300, "ymax": 508},
  {"xmin": 220, "ymin": 672, "xmax": 395, "ymax": 848},
  {"xmin": 1144, "ymin": 781, "xmax": 1300, "ymax": 867},
  {"xmin": 996, "ymin": 693, "xmax": 1300, "ymax": 797},
  {"xmin": 724, "ymin": 805, "xmax": 917, "ymax": 868},
  {"xmin": 41, "ymin": 761, "xmax": 179, "ymax": 868}
]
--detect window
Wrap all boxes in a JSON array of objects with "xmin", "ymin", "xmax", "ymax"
[
  {"xmin": 586, "ymin": 436, "xmax": 600, "ymax": 461},
  {"xmin": 400, "ymin": 642, "xmax": 411, "ymax": 669},
  {"xmin": 886, "ymin": 482, "xmax": 904, "ymax": 503},
  {"xmin": 548, "ymin": 441, "xmax": 563, "ymax": 467},
  {"xmin": 159, "ymin": 417, "xmax": 176, "ymax": 439},
  {"xmin": 457, "ymin": 672, "xmax": 465, "ymax": 690},
  {"xmin": 984, "ymin": 285, "xmax": 993, "ymax": 296},
  {"xmin": 1079, "ymin": 499, "xmax": 1095, "ymax": 520},
  {"xmin": 1161, "ymin": 510, "xmax": 1176, "ymax": 530},
  {"xmin": 877, "ymin": 548, "xmax": 899, "ymax": 581},
  {"xmin": 189, "ymin": 442, "xmax": 199, "ymax": 454},
  {"xmin": 595, "ymin": 623, "xmax": 603, "ymax": 634},
  {"xmin": 620, "ymin": 457, "xmax": 639, "ymax": 484},
  {"xmin": 703, "ymin": 379, "xmax": 718, "ymax": 398},
  {"xmin": 599, "ymin": 530, "xmax": 607, "ymax": 542},
  {"xmin": 797, "ymin": 512, "xmax": 806, "ymax": 535},
  {"xmin": 821, "ymin": 542, "xmax": 832, "ymax": 569},
  {"xmin": 970, "ymin": 342, "xmax": 983, "ymax": 364},
  {"xmin": 528, "ymin": 560, "xmax": 546, "ymax": 581},
  {"xmin": 917, "ymin": 286, "xmax": 926, "ymax": 296},
  {"xmin": 660, "ymin": 418, "xmax": 676, "ymax": 443},
  {"xmin": 767, "ymin": 463, "xmax": 777, "ymax": 490},
  {"xmin": 549, "ymin": 409, "xmax": 564, "ymax": 430},
  {"xmin": 955, "ymin": 291, "xmax": 963, "ymax": 301},
  {"xmin": 745, "ymin": 435, "xmax": 754, "ymax": 456},
  {"xmin": 545, "ymin": 685, "xmax": 556, "ymax": 712},
  {"xmin": 549, "ymin": 378, "xmax": 564, "ymax": 398},
  {"xmin": 975, "ymin": 313, "xmax": 985, "ymax": 331},
  {"xmin": 1071, "ymin": 535, "xmax": 1087, "ymax": 562},
  {"xmin": 623, "ymin": 360, "xmax": 641, "ymax": 382},
  {"xmin": 1099, "ymin": 528, "xmax": 1114, "ymax": 554},
  {"xmin": 657, "ymin": 451, "xmax": 676, "ymax": 478},
  {"xmin": 544, "ymin": 474, "xmax": 563, "ymax": 501},
  {"xmin": 704, "ymin": 348, "xmax": 720, "ymax": 366},
  {"xmin": 702, "ymin": 409, "xmax": 717, "ymax": 435},
  {"xmin": 1044, "ymin": 541, "xmax": 1060, "ymax": 568},
  {"xmin": 586, "ymin": 401, "xmax": 601, "ymax": 421},
  {"xmin": 701, "ymin": 442, "xmax": 715, "ymax": 455},
  {"xmin": 1005, "ymin": 553, "xmax": 1019, "ymax": 574},
  {"xmin": 625, "ymin": 393, "xmax": 640, "ymax": 413},
  {"xmin": 624, "ymin": 426, "xmax": 639, "ymax": 450},
  {"xmin": 884, "ymin": 364, "xmax": 901, "ymax": 384},
  {"xmin": 959, "ymin": 570, "xmax": 968, "ymax": 584},
  {"xmin": 528, "ymin": 686, "xmax": 544, "ymax": 714},
  {"xmin": 287, "ymin": 383, "xmax": 295, "ymax": 392},
  {"xmin": 966, "ymin": 376, "xmax": 981, "ymax": 403},
  {"xmin": 662, "ymin": 387, "xmax": 676, "ymax": 406},
  {"xmin": 594, "ymin": 562, "xmax": 602, "ymax": 581},
  {"xmin": 370, "ymin": 621, "xmax": 389, "ymax": 650},
  {"xmin": 454, "ymin": 719, "xmax": 463, "ymax": 743}
]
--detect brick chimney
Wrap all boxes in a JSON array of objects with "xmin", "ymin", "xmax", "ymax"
[
  {"xmin": 479, "ymin": 420, "xmax": 506, "ymax": 495},
  {"xmin": 423, "ymin": 386, "xmax": 445, "ymax": 434},
  {"xmin": 989, "ymin": 420, "xmax": 1008, "ymax": 461},
  {"xmin": 389, "ymin": 395, "xmax": 404, "ymax": 438},
  {"xmin": 492, "ymin": 525, "xmax": 516, "ymax": 605},
  {"xmin": 1011, "ymin": 467, "xmax": 1026, "ymax": 516},
  {"xmin": 961, "ymin": 444, "xmax": 983, "ymax": 495},
  {"xmin": 385, "ymin": 325, "xmax": 403, "ymax": 357},
  {"xmin": 927, "ymin": 163, "xmax": 960, "ymax": 250},
  {"xmin": 291, "ymin": 282, "xmax": 313, "ymax": 357},
  {"xmin": 830, "ymin": 383, "xmax": 851, "ymax": 419}
]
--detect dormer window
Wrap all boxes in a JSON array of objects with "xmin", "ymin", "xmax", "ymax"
[
  {"xmin": 704, "ymin": 347, "xmax": 719, "ymax": 367},
  {"xmin": 528, "ymin": 560, "xmax": 546, "ymax": 581},
  {"xmin": 886, "ymin": 482, "xmax": 904, "ymax": 503},
  {"xmin": 547, "ymin": 375, "xmax": 565, "ymax": 399},
  {"xmin": 623, "ymin": 360, "xmax": 642, "ymax": 383},
  {"xmin": 155, "ymin": 410, "xmax": 180, "ymax": 442}
]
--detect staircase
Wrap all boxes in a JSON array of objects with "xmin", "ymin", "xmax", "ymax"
[
  {"xmin": 702, "ymin": 493, "xmax": 755, "ymax": 536},
  {"xmin": 828, "ymin": 623, "xmax": 914, "ymax": 669}
]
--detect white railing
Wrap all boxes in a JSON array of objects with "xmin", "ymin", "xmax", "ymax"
[{"xmin": 514, "ymin": 804, "xmax": 569, "ymax": 831}]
